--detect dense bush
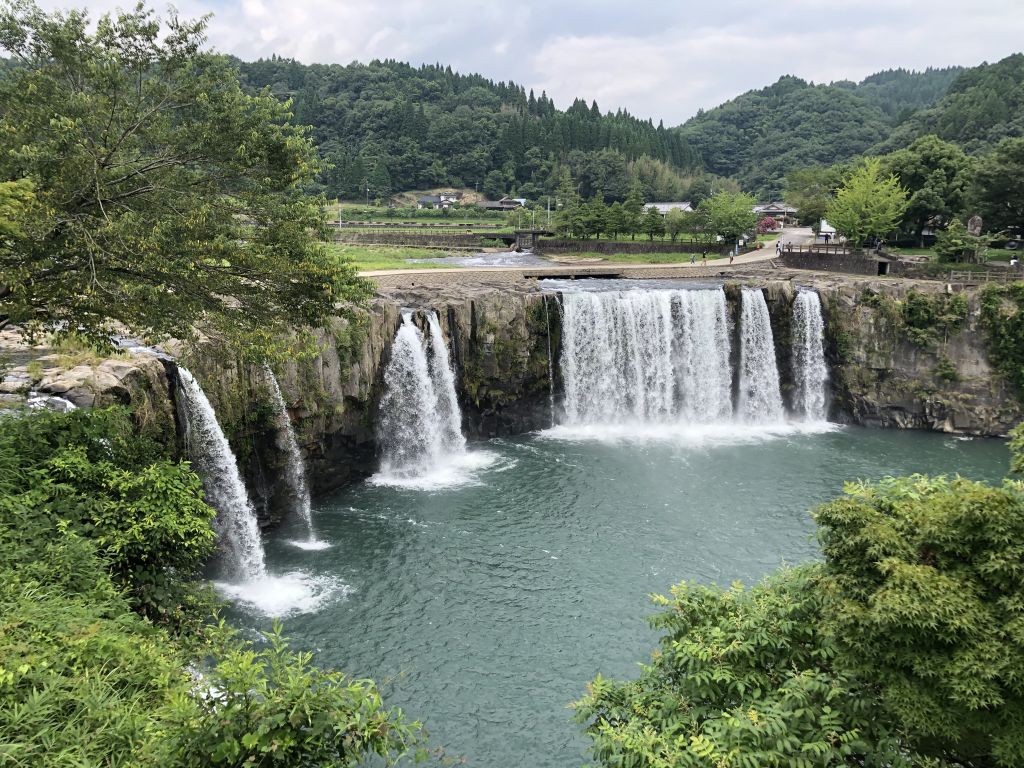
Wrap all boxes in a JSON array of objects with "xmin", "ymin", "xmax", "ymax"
[
  {"xmin": 0, "ymin": 407, "xmax": 423, "ymax": 767},
  {"xmin": 577, "ymin": 470, "xmax": 1024, "ymax": 767}
]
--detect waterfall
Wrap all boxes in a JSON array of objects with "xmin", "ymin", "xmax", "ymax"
[
  {"xmin": 177, "ymin": 368, "xmax": 267, "ymax": 580},
  {"xmin": 426, "ymin": 313, "xmax": 466, "ymax": 454},
  {"xmin": 559, "ymin": 287, "xmax": 732, "ymax": 424},
  {"xmin": 377, "ymin": 311, "xmax": 466, "ymax": 477},
  {"xmin": 737, "ymin": 288, "xmax": 785, "ymax": 423},
  {"xmin": 264, "ymin": 367, "xmax": 318, "ymax": 543},
  {"xmin": 543, "ymin": 295, "xmax": 556, "ymax": 428},
  {"xmin": 791, "ymin": 290, "xmax": 829, "ymax": 421}
]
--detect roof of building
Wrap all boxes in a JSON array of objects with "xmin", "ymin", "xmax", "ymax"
[
  {"xmin": 645, "ymin": 201, "xmax": 693, "ymax": 214},
  {"xmin": 754, "ymin": 201, "xmax": 798, "ymax": 214}
]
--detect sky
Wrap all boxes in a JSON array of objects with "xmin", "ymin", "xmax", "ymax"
[{"xmin": 36, "ymin": 0, "xmax": 1024, "ymax": 125}]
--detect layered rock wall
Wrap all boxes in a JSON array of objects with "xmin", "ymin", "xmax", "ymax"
[{"xmin": 5, "ymin": 274, "xmax": 1021, "ymax": 528}]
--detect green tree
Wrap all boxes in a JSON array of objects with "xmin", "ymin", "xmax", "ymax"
[
  {"xmin": 784, "ymin": 165, "xmax": 845, "ymax": 228},
  {"xmin": 663, "ymin": 208, "xmax": 688, "ymax": 242},
  {"xmin": 971, "ymin": 137, "xmax": 1024, "ymax": 235},
  {"xmin": 623, "ymin": 181, "xmax": 645, "ymax": 240},
  {"xmin": 883, "ymin": 135, "xmax": 972, "ymax": 246},
  {"xmin": 697, "ymin": 191, "xmax": 757, "ymax": 244},
  {"xmin": 825, "ymin": 158, "xmax": 909, "ymax": 246},
  {"xmin": 581, "ymin": 198, "xmax": 608, "ymax": 239},
  {"xmin": 641, "ymin": 206, "xmax": 665, "ymax": 241},
  {"xmin": 605, "ymin": 201, "xmax": 627, "ymax": 238},
  {"xmin": 0, "ymin": 2, "xmax": 368, "ymax": 354},
  {"xmin": 934, "ymin": 218, "xmax": 990, "ymax": 263}
]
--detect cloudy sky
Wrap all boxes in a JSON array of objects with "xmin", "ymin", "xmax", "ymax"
[{"xmin": 38, "ymin": 0, "xmax": 1024, "ymax": 124}]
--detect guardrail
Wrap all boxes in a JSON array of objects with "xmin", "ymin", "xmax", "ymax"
[
  {"xmin": 946, "ymin": 269, "xmax": 1022, "ymax": 284},
  {"xmin": 779, "ymin": 244, "xmax": 850, "ymax": 255}
]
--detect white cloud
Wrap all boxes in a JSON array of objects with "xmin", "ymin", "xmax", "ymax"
[{"xmin": 29, "ymin": 0, "xmax": 1024, "ymax": 125}]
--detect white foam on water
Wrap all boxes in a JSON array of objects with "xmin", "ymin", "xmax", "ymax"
[
  {"xmin": 214, "ymin": 571, "xmax": 350, "ymax": 617},
  {"xmin": 539, "ymin": 419, "xmax": 840, "ymax": 446},
  {"xmin": 285, "ymin": 538, "xmax": 333, "ymax": 551},
  {"xmin": 368, "ymin": 450, "xmax": 503, "ymax": 491}
]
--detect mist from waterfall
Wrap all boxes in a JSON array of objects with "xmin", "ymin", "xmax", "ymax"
[
  {"xmin": 737, "ymin": 288, "xmax": 785, "ymax": 423},
  {"xmin": 265, "ymin": 368, "xmax": 329, "ymax": 550},
  {"xmin": 177, "ymin": 367, "xmax": 267, "ymax": 580},
  {"xmin": 374, "ymin": 311, "xmax": 488, "ymax": 487},
  {"xmin": 791, "ymin": 290, "xmax": 829, "ymax": 421}
]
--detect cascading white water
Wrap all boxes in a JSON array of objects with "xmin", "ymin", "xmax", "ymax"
[
  {"xmin": 675, "ymin": 289, "xmax": 733, "ymax": 421},
  {"xmin": 264, "ymin": 367, "xmax": 321, "ymax": 544},
  {"xmin": 177, "ymin": 368, "xmax": 267, "ymax": 580},
  {"xmin": 377, "ymin": 311, "xmax": 466, "ymax": 477},
  {"xmin": 737, "ymin": 288, "xmax": 785, "ymax": 423},
  {"xmin": 426, "ymin": 313, "xmax": 467, "ymax": 454},
  {"xmin": 791, "ymin": 290, "xmax": 829, "ymax": 421},
  {"xmin": 559, "ymin": 287, "xmax": 733, "ymax": 424}
]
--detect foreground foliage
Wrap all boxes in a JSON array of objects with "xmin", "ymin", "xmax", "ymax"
[
  {"xmin": 577, "ymin": 471, "xmax": 1024, "ymax": 767},
  {"xmin": 0, "ymin": 1, "xmax": 369, "ymax": 355},
  {"xmin": 0, "ymin": 407, "xmax": 422, "ymax": 767}
]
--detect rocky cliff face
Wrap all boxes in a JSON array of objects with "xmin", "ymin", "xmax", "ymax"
[
  {"xmin": 810, "ymin": 277, "xmax": 1023, "ymax": 435},
  {"xmin": 5, "ymin": 274, "xmax": 1020, "ymax": 528}
]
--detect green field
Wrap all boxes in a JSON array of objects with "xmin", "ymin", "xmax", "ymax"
[{"xmin": 326, "ymin": 243, "xmax": 459, "ymax": 271}]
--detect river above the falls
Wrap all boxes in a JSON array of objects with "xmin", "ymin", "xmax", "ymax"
[{"xmin": 227, "ymin": 426, "xmax": 1009, "ymax": 768}]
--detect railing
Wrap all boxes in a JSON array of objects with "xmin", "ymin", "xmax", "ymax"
[
  {"xmin": 779, "ymin": 244, "xmax": 850, "ymax": 255},
  {"xmin": 946, "ymin": 269, "xmax": 1022, "ymax": 284}
]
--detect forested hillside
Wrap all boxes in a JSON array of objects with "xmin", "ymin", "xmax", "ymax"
[
  {"xmin": 236, "ymin": 57, "xmax": 699, "ymax": 201},
  {"xmin": 676, "ymin": 68, "xmax": 963, "ymax": 195},
  {"xmin": 874, "ymin": 54, "xmax": 1024, "ymax": 154}
]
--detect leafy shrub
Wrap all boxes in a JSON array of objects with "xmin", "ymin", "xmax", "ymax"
[
  {"xmin": 0, "ymin": 407, "xmax": 215, "ymax": 621},
  {"xmin": 901, "ymin": 290, "xmax": 968, "ymax": 347},
  {"xmin": 979, "ymin": 283, "xmax": 1024, "ymax": 399},
  {"xmin": 0, "ymin": 407, "xmax": 424, "ymax": 767},
  {"xmin": 578, "ymin": 470, "xmax": 1024, "ymax": 767},
  {"xmin": 166, "ymin": 622, "xmax": 423, "ymax": 767}
]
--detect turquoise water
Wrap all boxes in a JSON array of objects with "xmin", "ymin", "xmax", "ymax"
[{"xmin": 230, "ymin": 426, "xmax": 1009, "ymax": 768}]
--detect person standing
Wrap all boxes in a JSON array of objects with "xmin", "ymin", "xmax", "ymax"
[
  {"xmin": 701, "ymin": 250, "xmax": 707, "ymax": 266},
  {"xmin": 690, "ymin": 251, "xmax": 696, "ymax": 264}
]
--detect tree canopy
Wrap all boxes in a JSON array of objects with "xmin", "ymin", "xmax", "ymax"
[
  {"xmin": 825, "ymin": 158, "xmax": 909, "ymax": 245},
  {"xmin": 971, "ymin": 137, "xmax": 1024, "ymax": 236},
  {"xmin": 0, "ymin": 1, "xmax": 368, "ymax": 354},
  {"xmin": 698, "ymin": 191, "xmax": 757, "ymax": 244},
  {"xmin": 237, "ymin": 56, "xmax": 699, "ymax": 202}
]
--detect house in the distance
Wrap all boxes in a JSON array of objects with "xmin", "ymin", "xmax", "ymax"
[
  {"xmin": 475, "ymin": 196, "xmax": 528, "ymax": 212},
  {"xmin": 753, "ymin": 201, "xmax": 798, "ymax": 223},
  {"xmin": 417, "ymin": 191, "xmax": 463, "ymax": 210},
  {"xmin": 645, "ymin": 201, "xmax": 693, "ymax": 216}
]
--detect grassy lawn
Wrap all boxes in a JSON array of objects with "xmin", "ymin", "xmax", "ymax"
[{"xmin": 325, "ymin": 243, "xmax": 461, "ymax": 271}]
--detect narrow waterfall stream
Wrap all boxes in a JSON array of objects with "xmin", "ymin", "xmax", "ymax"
[
  {"xmin": 177, "ymin": 367, "xmax": 267, "ymax": 580},
  {"xmin": 791, "ymin": 290, "xmax": 829, "ymax": 421},
  {"xmin": 375, "ymin": 311, "xmax": 487, "ymax": 487},
  {"xmin": 265, "ymin": 368, "xmax": 328, "ymax": 549},
  {"xmin": 737, "ymin": 287, "xmax": 785, "ymax": 423}
]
